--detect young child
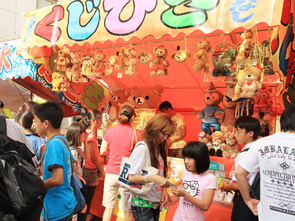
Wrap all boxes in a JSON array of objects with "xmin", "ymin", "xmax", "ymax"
[
  {"xmin": 165, "ymin": 141, "xmax": 217, "ymax": 221},
  {"xmin": 220, "ymin": 116, "xmax": 260, "ymax": 221},
  {"xmin": 33, "ymin": 101, "xmax": 76, "ymax": 221}
]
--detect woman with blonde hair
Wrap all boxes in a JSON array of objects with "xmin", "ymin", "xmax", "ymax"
[
  {"xmin": 101, "ymin": 104, "xmax": 141, "ymax": 221},
  {"xmin": 129, "ymin": 113, "xmax": 176, "ymax": 221}
]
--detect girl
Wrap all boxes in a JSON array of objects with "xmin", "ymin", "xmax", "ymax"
[
  {"xmin": 165, "ymin": 141, "xmax": 217, "ymax": 221},
  {"xmin": 80, "ymin": 110, "xmax": 105, "ymax": 219},
  {"xmin": 101, "ymin": 105, "xmax": 141, "ymax": 221},
  {"xmin": 129, "ymin": 113, "xmax": 175, "ymax": 221}
]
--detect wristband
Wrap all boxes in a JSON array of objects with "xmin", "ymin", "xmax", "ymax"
[{"xmin": 144, "ymin": 175, "xmax": 148, "ymax": 183}]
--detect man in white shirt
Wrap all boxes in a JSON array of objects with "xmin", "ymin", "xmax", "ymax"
[{"xmin": 236, "ymin": 104, "xmax": 295, "ymax": 221}]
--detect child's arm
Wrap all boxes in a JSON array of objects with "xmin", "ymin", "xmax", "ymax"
[
  {"xmin": 162, "ymin": 193, "xmax": 180, "ymax": 207},
  {"xmin": 44, "ymin": 167, "xmax": 63, "ymax": 189},
  {"xmin": 80, "ymin": 132, "xmax": 90, "ymax": 159},
  {"xmin": 171, "ymin": 186, "xmax": 215, "ymax": 211},
  {"xmin": 88, "ymin": 141, "xmax": 105, "ymax": 178}
]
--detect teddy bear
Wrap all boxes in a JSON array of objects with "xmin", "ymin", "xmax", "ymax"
[
  {"xmin": 232, "ymin": 66, "xmax": 262, "ymax": 101},
  {"xmin": 125, "ymin": 46, "xmax": 138, "ymax": 75},
  {"xmin": 223, "ymin": 132, "xmax": 240, "ymax": 159},
  {"xmin": 51, "ymin": 72, "xmax": 61, "ymax": 91},
  {"xmin": 198, "ymin": 131, "xmax": 212, "ymax": 148},
  {"xmin": 93, "ymin": 51, "xmax": 106, "ymax": 78},
  {"xmin": 171, "ymin": 47, "xmax": 191, "ymax": 63},
  {"xmin": 236, "ymin": 29, "xmax": 253, "ymax": 68},
  {"xmin": 54, "ymin": 50, "xmax": 71, "ymax": 73},
  {"xmin": 59, "ymin": 73, "xmax": 70, "ymax": 92},
  {"xmin": 119, "ymin": 47, "xmax": 129, "ymax": 74},
  {"xmin": 107, "ymin": 89, "xmax": 128, "ymax": 122},
  {"xmin": 127, "ymin": 85, "xmax": 164, "ymax": 109},
  {"xmin": 105, "ymin": 54, "xmax": 119, "ymax": 75},
  {"xmin": 259, "ymin": 114, "xmax": 273, "ymax": 137},
  {"xmin": 138, "ymin": 50, "xmax": 152, "ymax": 64},
  {"xmin": 252, "ymin": 84, "xmax": 273, "ymax": 120},
  {"xmin": 193, "ymin": 39, "xmax": 212, "ymax": 73},
  {"xmin": 221, "ymin": 82, "xmax": 236, "ymax": 129},
  {"xmin": 81, "ymin": 56, "xmax": 95, "ymax": 77},
  {"xmin": 210, "ymin": 131, "xmax": 226, "ymax": 157},
  {"xmin": 197, "ymin": 83, "xmax": 224, "ymax": 135},
  {"xmin": 71, "ymin": 54, "xmax": 82, "ymax": 82},
  {"xmin": 150, "ymin": 45, "xmax": 169, "ymax": 76}
]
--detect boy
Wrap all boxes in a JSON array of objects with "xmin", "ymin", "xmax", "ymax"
[
  {"xmin": 220, "ymin": 116, "xmax": 260, "ymax": 221},
  {"xmin": 34, "ymin": 101, "xmax": 76, "ymax": 221},
  {"xmin": 236, "ymin": 104, "xmax": 295, "ymax": 220}
]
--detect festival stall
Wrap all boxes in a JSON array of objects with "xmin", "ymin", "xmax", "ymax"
[{"xmin": 13, "ymin": 0, "xmax": 291, "ymax": 220}]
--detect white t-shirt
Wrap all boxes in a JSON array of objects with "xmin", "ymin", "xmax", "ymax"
[
  {"xmin": 129, "ymin": 141, "xmax": 164, "ymax": 202},
  {"xmin": 232, "ymin": 142, "xmax": 257, "ymax": 185},
  {"xmin": 170, "ymin": 113, "xmax": 186, "ymax": 149},
  {"xmin": 239, "ymin": 132, "xmax": 295, "ymax": 221}
]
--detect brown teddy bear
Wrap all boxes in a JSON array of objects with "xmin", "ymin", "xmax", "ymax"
[
  {"xmin": 59, "ymin": 73, "xmax": 70, "ymax": 92},
  {"xmin": 193, "ymin": 39, "xmax": 212, "ymax": 73},
  {"xmin": 221, "ymin": 82, "xmax": 236, "ymax": 129},
  {"xmin": 125, "ymin": 46, "xmax": 138, "ymax": 75},
  {"xmin": 197, "ymin": 83, "xmax": 224, "ymax": 135},
  {"xmin": 210, "ymin": 131, "xmax": 226, "ymax": 157},
  {"xmin": 93, "ymin": 51, "xmax": 106, "ymax": 78},
  {"xmin": 138, "ymin": 50, "xmax": 152, "ymax": 64},
  {"xmin": 81, "ymin": 56, "xmax": 95, "ymax": 77},
  {"xmin": 127, "ymin": 85, "xmax": 164, "ymax": 108},
  {"xmin": 171, "ymin": 47, "xmax": 191, "ymax": 63},
  {"xmin": 236, "ymin": 29, "xmax": 253, "ymax": 68},
  {"xmin": 150, "ymin": 45, "xmax": 169, "ymax": 76},
  {"xmin": 54, "ymin": 50, "xmax": 71, "ymax": 73},
  {"xmin": 223, "ymin": 132, "xmax": 240, "ymax": 159},
  {"xmin": 108, "ymin": 89, "xmax": 128, "ymax": 122},
  {"xmin": 233, "ymin": 66, "xmax": 262, "ymax": 101},
  {"xmin": 119, "ymin": 47, "xmax": 129, "ymax": 74},
  {"xmin": 71, "ymin": 54, "xmax": 82, "ymax": 82},
  {"xmin": 252, "ymin": 84, "xmax": 273, "ymax": 119},
  {"xmin": 105, "ymin": 54, "xmax": 119, "ymax": 75}
]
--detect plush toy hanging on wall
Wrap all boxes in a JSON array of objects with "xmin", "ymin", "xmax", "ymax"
[
  {"xmin": 70, "ymin": 54, "xmax": 82, "ymax": 82},
  {"xmin": 197, "ymin": 82, "xmax": 224, "ymax": 135},
  {"xmin": 105, "ymin": 52, "xmax": 119, "ymax": 75},
  {"xmin": 150, "ymin": 45, "xmax": 169, "ymax": 76},
  {"xmin": 93, "ymin": 51, "xmax": 106, "ymax": 78},
  {"xmin": 125, "ymin": 46, "xmax": 138, "ymax": 75},
  {"xmin": 59, "ymin": 73, "xmax": 70, "ymax": 92},
  {"xmin": 171, "ymin": 46, "xmax": 191, "ymax": 63},
  {"xmin": 193, "ymin": 39, "xmax": 212, "ymax": 73},
  {"xmin": 252, "ymin": 84, "xmax": 273, "ymax": 120},
  {"xmin": 221, "ymin": 82, "xmax": 236, "ymax": 130},
  {"xmin": 81, "ymin": 56, "xmax": 95, "ymax": 78},
  {"xmin": 51, "ymin": 72, "xmax": 61, "ymax": 91},
  {"xmin": 236, "ymin": 29, "xmax": 253, "ymax": 69},
  {"xmin": 54, "ymin": 49, "xmax": 71, "ymax": 73},
  {"xmin": 138, "ymin": 50, "xmax": 152, "ymax": 64},
  {"xmin": 119, "ymin": 47, "xmax": 129, "ymax": 74}
]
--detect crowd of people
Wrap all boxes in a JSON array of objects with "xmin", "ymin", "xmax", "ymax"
[{"xmin": 0, "ymin": 98, "xmax": 294, "ymax": 221}]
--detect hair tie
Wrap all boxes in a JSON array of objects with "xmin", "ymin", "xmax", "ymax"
[{"xmin": 120, "ymin": 110, "xmax": 131, "ymax": 120}]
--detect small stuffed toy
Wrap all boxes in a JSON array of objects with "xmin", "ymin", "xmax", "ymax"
[
  {"xmin": 193, "ymin": 39, "xmax": 212, "ymax": 73},
  {"xmin": 59, "ymin": 73, "xmax": 70, "ymax": 92},
  {"xmin": 138, "ymin": 50, "xmax": 152, "ymax": 64},
  {"xmin": 232, "ymin": 66, "xmax": 262, "ymax": 101},
  {"xmin": 105, "ymin": 54, "xmax": 119, "ymax": 75},
  {"xmin": 71, "ymin": 54, "xmax": 82, "ymax": 82},
  {"xmin": 221, "ymin": 82, "xmax": 236, "ymax": 129},
  {"xmin": 252, "ymin": 84, "xmax": 273, "ymax": 119},
  {"xmin": 125, "ymin": 46, "xmax": 138, "ymax": 75},
  {"xmin": 93, "ymin": 51, "xmax": 106, "ymax": 78},
  {"xmin": 210, "ymin": 131, "xmax": 226, "ymax": 157},
  {"xmin": 171, "ymin": 46, "xmax": 191, "ymax": 63},
  {"xmin": 51, "ymin": 72, "xmax": 61, "ymax": 91},
  {"xmin": 81, "ymin": 56, "xmax": 95, "ymax": 77},
  {"xmin": 198, "ymin": 131, "xmax": 212, "ymax": 148},
  {"xmin": 127, "ymin": 84, "xmax": 164, "ymax": 109},
  {"xmin": 236, "ymin": 29, "xmax": 253, "ymax": 68},
  {"xmin": 223, "ymin": 132, "xmax": 240, "ymax": 159},
  {"xmin": 259, "ymin": 114, "xmax": 273, "ymax": 137},
  {"xmin": 197, "ymin": 83, "xmax": 224, "ymax": 135},
  {"xmin": 119, "ymin": 47, "xmax": 129, "ymax": 74},
  {"xmin": 150, "ymin": 45, "xmax": 169, "ymax": 76},
  {"xmin": 54, "ymin": 50, "xmax": 71, "ymax": 73}
]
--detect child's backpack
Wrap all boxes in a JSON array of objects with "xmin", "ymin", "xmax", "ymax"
[{"xmin": 0, "ymin": 115, "xmax": 47, "ymax": 220}]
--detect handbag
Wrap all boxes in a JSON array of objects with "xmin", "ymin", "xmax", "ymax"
[
  {"xmin": 117, "ymin": 140, "xmax": 159, "ymax": 195},
  {"xmin": 50, "ymin": 136, "xmax": 87, "ymax": 214}
]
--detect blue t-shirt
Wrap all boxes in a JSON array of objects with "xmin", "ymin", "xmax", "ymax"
[
  {"xmin": 26, "ymin": 133, "xmax": 46, "ymax": 161},
  {"xmin": 42, "ymin": 135, "xmax": 77, "ymax": 221}
]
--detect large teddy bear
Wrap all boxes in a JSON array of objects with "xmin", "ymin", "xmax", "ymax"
[
  {"xmin": 252, "ymin": 84, "xmax": 273, "ymax": 119},
  {"xmin": 193, "ymin": 39, "xmax": 212, "ymax": 73},
  {"xmin": 197, "ymin": 83, "xmax": 224, "ymax": 135},
  {"xmin": 127, "ymin": 85, "xmax": 164, "ymax": 109},
  {"xmin": 150, "ymin": 45, "xmax": 169, "ymax": 76},
  {"xmin": 108, "ymin": 89, "xmax": 129, "ymax": 122},
  {"xmin": 232, "ymin": 66, "xmax": 262, "ymax": 101}
]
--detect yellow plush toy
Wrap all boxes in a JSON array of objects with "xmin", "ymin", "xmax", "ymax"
[{"xmin": 51, "ymin": 72, "xmax": 61, "ymax": 91}]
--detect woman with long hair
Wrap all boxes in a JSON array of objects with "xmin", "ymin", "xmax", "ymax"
[
  {"xmin": 129, "ymin": 113, "xmax": 175, "ymax": 221},
  {"xmin": 101, "ymin": 105, "xmax": 141, "ymax": 221},
  {"xmin": 80, "ymin": 110, "xmax": 105, "ymax": 219}
]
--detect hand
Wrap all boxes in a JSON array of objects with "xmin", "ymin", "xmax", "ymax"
[
  {"xmin": 100, "ymin": 170, "xmax": 106, "ymax": 179},
  {"xmin": 220, "ymin": 180, "xmax": 231, "ymax": 192},
  {"xmin": 245, "ymin": 198, "xmax": 260, "ymax": 216},
  {"xmin": 155, "ymin": 176, "xmax": 169, "ymax": 188},
  {"xmin": 171, "ymin": 186, "xmax": 185, "ymax": 197},
  {"xmin": 161, "ymin": 188, "xmax": 169, "ymax": 205}
]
